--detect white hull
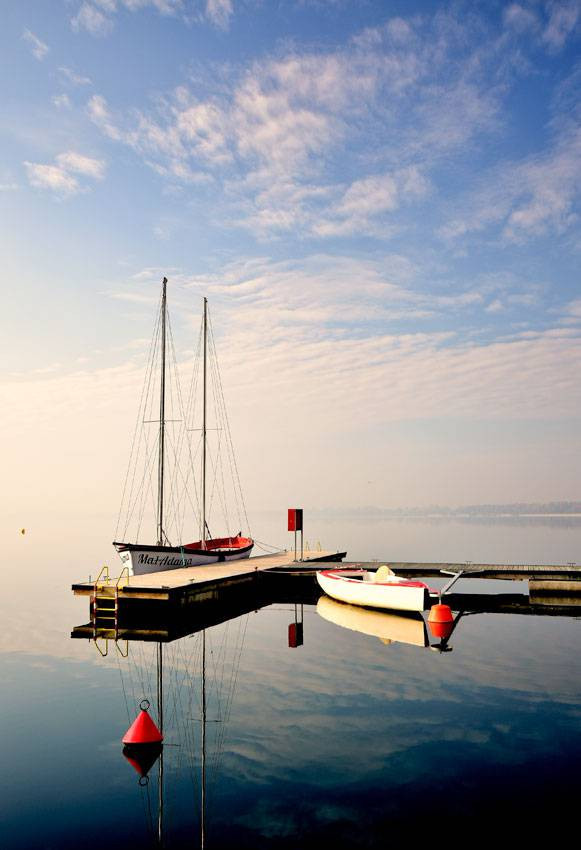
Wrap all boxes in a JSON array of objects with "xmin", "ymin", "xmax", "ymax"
[
  {"xmin": 317, "ymin": 569, "xmax": 429, "ymax": 612},
  {"xmin": 117, "ymin": 546, "xmax": 252, "ymax": 576}
]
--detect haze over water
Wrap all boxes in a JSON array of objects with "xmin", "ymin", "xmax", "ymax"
[{"xmin": 2, "ymin": 514, "xmax": 580, "ymax": 849}]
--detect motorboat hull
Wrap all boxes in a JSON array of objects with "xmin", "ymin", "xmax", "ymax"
[{"xmin": 317, "ymin": 568, "xmax": 429, "ymax": 612}]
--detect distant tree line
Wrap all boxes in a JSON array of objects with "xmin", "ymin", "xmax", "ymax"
[{"xmin": 311, "ymin": 501, "xmax": 581, "ymax": 517}]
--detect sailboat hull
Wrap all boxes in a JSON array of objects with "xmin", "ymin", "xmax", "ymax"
[{"xmin": 113, "ymin": 538, "xmax": 254, "ymax": 575}]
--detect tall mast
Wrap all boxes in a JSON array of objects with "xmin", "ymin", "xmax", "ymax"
[
  {"xmin": 201, "ymin": 630, "xmax": 206, "ymax": 850},
  {"xmin": 201, "ymin": 297, "xmax": 207, "ymax": 548},
  {"xmin": 157, "ymin": 277, "xmax": 168, "ymax": 546}
]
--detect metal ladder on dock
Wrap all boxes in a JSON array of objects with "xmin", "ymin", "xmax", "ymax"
[{"xmin": 91, "ymin": 566, "xmax": 129, "ymax": 641}]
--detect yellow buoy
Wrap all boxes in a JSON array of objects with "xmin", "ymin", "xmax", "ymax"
[{"xmin": 20, "ymin": 528, "xmax": 26, "ymax": 535}]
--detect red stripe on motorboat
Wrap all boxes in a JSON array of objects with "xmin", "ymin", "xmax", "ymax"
[{"xmin": 320, "ymin": 569, "xmax": 428, "ymax": 589}]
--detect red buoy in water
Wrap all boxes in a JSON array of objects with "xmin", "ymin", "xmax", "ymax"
[
  {"xmin": 122, "ymin": 700, "xmax": 163, "ymax": 745},
  {"xmin": 428, "ymin": 619, "xmax": 454, "ymax": 640},
  {"xmin": 428, "ymin": 603, "xmax": 453, "ymax": 624}
]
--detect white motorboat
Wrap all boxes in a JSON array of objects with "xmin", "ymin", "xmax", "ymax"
[{"xmin": 317, "ymin": 565, "xmax": 431, "ymax": 612}]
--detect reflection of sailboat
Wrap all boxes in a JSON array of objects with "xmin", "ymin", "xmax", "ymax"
[
  {"xmin": 115, "ymin": 612, "xmax": 246, "ymax": 848},
  {"xmin": 113, "ymin": 279, "xmax": 253, "ymax": 575},
  {"xmin": 317, "ymin": 595, "xmax": 429, "ymax": 647}
]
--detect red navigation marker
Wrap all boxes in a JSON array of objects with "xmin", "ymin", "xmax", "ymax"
[{"xmin": 122, "ymin": 699, "xmax": 163, "ymax": 745}]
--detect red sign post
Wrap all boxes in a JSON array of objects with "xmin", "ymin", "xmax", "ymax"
[{"xmin": 288, "ymin": 508, "xmax": 304, "ymax": 561}]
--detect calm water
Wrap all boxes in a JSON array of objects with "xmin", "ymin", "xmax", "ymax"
[{"xmin": 1, "ymin": 515, "xmax": 580, "ymax": 848}]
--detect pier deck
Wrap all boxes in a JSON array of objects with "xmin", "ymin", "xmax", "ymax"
[
  {"xmin": 71, "ymin": 552, "xmax": 581, "ymax": 604},
  {"xmin": 72, "ymin": 550, "xmax": 345, "ymax": 601}
]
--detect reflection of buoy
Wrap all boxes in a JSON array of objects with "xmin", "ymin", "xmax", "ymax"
[
  {"xmin": 123, "ymin": 742, "xmax": 162, "ymax": 779},
  {"xmin": 122, "ymin": 699, "xmax": 163, "ymax": 745},
  {"xmin": 428, "ymin": 603, "xmax": 453, "ymax": 624},
  {"xmin": 428, "ymin": 619, "xmax": 454, "ymax": 640}
]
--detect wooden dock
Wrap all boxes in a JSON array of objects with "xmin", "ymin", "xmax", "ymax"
[
  {"xmin": 71, "ymin": 550, "xmax": 346, "ymax": 602},
  {"xmin": 72, "ymin": 552, "xmax": 581, "ymax": 604}
]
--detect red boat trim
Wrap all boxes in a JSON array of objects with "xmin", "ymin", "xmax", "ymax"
[
  {"xmin": 320, "ymin": 569, "xmax": 429, "ymax": 590},
  {"xmin": 113, "ymin": 538, "xmax": 254, "ymax": 559}
]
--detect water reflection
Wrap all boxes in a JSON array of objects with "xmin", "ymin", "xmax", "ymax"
[
  {"xmin": 64, "ymin": 573, "xmax": 581, "ymax": 849},
  {"xmin": 317, "ymin": 596, "xmax": 430, "ymax": 648}
]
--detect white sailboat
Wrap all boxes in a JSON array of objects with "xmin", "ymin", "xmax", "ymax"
[{"xmin": 113, "ymin": 278, "xmax": 254, "ymax": 575}]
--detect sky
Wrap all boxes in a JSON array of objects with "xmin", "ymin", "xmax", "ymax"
[{"xmin": 2, "ymin": 0, "xmax": 581, "ymax": 537}]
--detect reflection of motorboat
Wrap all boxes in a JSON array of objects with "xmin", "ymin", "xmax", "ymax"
[
  {"xmin": 317, "ymin": 566, "xmax": 430, "ymax": 612},
  {"xmin": 317, "ymin": 595, "xmax": 429, "ymax": 647}
]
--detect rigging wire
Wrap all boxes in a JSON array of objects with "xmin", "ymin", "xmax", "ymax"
[{"xmin": 116, "ymin": 297, "xmax": 162, "ymax": 540}]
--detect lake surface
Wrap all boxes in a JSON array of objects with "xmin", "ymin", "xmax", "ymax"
[{"xmin": 1, "ymin": 515, "xmax": 580, "ymax": 848}]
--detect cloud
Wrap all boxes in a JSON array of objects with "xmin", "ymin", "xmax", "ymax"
[
  {"xmin": 71, "ymin": 3, "xmax": 113, "ymax": 35},
  {"xmin": 24, "ymin": 163, "xmax": 79, "ymax": 195},
  {"xmin": 70, "ymin": 0, "xmax": 231, "ymax": 35},
  {"xmin": 560, "ymin": 297, "xmax": 581, "ymax": 323},
  {"xmin": 7, "ymin": 257, "xmax": 581, "ymax": 460},
  {"xmin": 87, "ymin": 94, "xmax": 123, "ymax": 140},
  {"xmin": 206, "ymin": 0, "xmax": 233, "ymax": 29},
  {"xmin": 543, "ymin": 0, "xmax": 580, "ymax": 50},
  {"xmin": 24, "ymin": 151, "xmax": 106, "ymax": 196},
  {"xmin": 22, "ymin": 29, "xmax": 49, "ymax": 61},
  {"xmin": 56, "ymin": 151, "xmax": 106, "ymax": 179},
  {"xmin": 439, "ymin": 124, "xmax": 581, "ymax": 243},
  {"xmin": 84, "ymin": 9, "xmax": 513, "ymax": 241},
  {"xmin": 313, "ymin": 168, "xmax": 430, "ymax": 238},
  {"xmin": 52, "ymin": 94, "xmax": 72, "ymax": 110},
  {"xmin": 503, "ymin": 4, "xmax": 540, "ymax": 33},
  {"xmin": 58, "ymin": 66, "xmax": 93, "ymax": 86},
  {"xmin": 84, "ymin": 7, "xmax": 578, "ymax": 244},
  {"xmin": 485, "ymin": 299, "xmax": 504, "ymax": 314}
]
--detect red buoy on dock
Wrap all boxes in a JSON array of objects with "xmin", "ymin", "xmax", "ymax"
[{"xmin": 122, "ymin": 700, "xmax": 163, "ymax": 745}]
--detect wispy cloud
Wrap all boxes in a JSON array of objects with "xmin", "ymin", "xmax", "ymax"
[
  {"xmin": 52, "ymin": 94, "xmax": 72, "ymax": 110},
  {"xmin": 313, "ymin": 168, "xmax": 430, "ymax": 238},
  {"xmin": 543, "ymin": 0, "xmax": 580, "ymax": 50},
  {"xmin": 439, "ymin": 124, "xmax": 581, "ymax": 243},
  {"xmin": 71, "ymin": 3, "xmax": 114, "ymax": 36},
  {"xmin": 206, "ymin": 0, "xmax": 233, "ymax": 30},
  {"xmin": 86, "ymin": 12, "xmax": 509, "ymax": 240},
  {"xmin": 24, "ymin": 151, "xmax": 106, "ymax": 196},
  {"xmin": 22, "ymin": 29, "xmax": 49, "ymax": 61},
  {"xmin": 58, "ymin": 66, "xmax": 93, "ymax": 86},
  {"xmin": 70, "ymin": 0, "xmax": 233, "ymax": 35}
]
